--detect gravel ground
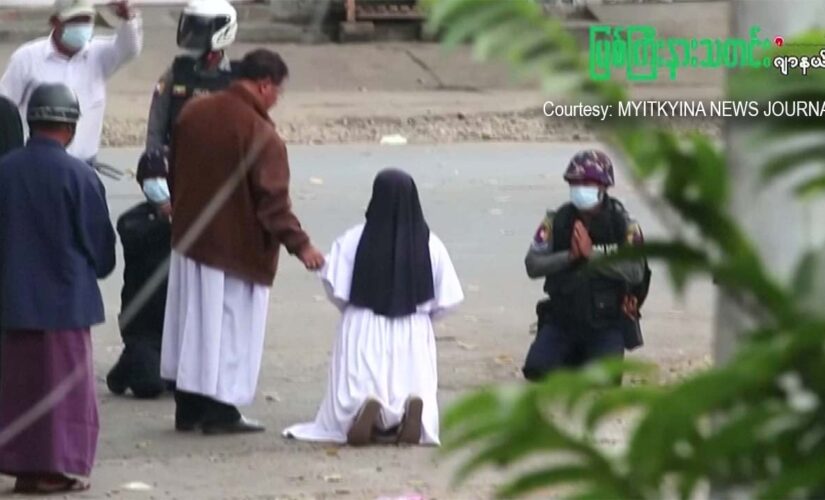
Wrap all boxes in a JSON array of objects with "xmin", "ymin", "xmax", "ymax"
[{"xmin": 101, "ymin": 108, "xmax": 725, "ymax": 147}]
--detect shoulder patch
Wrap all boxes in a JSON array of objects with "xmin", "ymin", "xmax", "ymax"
[{"xmin": 531, "ymin": 215, "xmax": 553, "ymax": 250}]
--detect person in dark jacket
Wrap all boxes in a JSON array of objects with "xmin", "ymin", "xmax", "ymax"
[
  {"xmin": 0, "ymin": 95, "xmax": 23, "ymax": 155},
  {"xmin": 162, "ymin": 49, "xmax": 324, "ymax": 435},
  {"xmin": 522, "ymin": 150, "xmax": 648, "ymax": 382},
  {"xmin": 0, "ymin": 94, "xmax": 23, "ymax": 388},
  {"xmin": 106, "ymin": 151, "xmax": 172, "ymax": 399},
  {"xmin": 0, "ymin": 83, "xmax": 116, "ymax": 494}
]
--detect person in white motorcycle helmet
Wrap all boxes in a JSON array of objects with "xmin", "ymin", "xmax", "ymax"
[{"xmin": 144, "ymin": 0, "xmax": 239, "ymax": 155}]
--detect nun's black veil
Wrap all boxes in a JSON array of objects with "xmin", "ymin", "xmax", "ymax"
[{"xmin": 349, "ymin": 168, "xmax": 435, "ymax": 318}]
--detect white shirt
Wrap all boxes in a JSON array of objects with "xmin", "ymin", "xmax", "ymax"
[{"xmin": 0, "ymin": 18, "xmax": 143, "ymax": 161}]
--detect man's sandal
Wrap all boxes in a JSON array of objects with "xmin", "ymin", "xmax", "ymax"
[{"xmin": 14, "ymin": 476, "xmax": 90, "ymax": 495}]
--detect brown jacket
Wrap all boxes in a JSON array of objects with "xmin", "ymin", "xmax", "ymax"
[{"xmin": 169, "ymin": 82, "xmax": 310, "ymax": 285}]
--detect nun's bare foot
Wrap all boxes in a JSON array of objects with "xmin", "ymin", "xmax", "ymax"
[
  {"xmin": 397, "ymin": 396, "xmax": 424, "ymax": 445},
  {"xmin": 347, "ymin": 399, "xmax": 382, "ymax": 446}
]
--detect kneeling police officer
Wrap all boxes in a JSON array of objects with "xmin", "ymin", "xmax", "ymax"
[
  {"xmin": 522, "ymin": 150, "xmax": 650, "ymax": 381},
  {"xmin": 145, "ymin": 0, "xmax": 239, "ymax": 154}
]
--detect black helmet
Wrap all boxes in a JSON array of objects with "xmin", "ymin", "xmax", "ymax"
[{"xmin": 26, "ymin": 83, "xmax": 80, "ymax": 124}]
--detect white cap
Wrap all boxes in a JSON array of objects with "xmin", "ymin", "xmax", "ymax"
[{"xmin": 53, "ymin": 0, "xmax": 96, "ymax": 22}]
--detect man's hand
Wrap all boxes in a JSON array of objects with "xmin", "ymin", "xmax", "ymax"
[
  {"xmin": 298, "ymin": 245, "xmax": 325, "ymax": 271},
  {"xmin": 622, "ymin": 295, "xmax": 639, "ymax": 319},
  {"xmin": 158, "ymin": 202, "xmax": 172, "ymax": 219},
  {"xmin": 573, "ymin": 220, "xmax": 593, "ymax": 259},
  {"xmin": 109, "ymin": 1, "xmax": 135, "ymax": 20}
]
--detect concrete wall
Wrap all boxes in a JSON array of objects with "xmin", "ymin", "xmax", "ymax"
[{"xmin": 270, "ymin": 0, "xmax": 341, "ymax": 23}]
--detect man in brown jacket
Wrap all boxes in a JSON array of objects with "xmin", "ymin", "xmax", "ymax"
[{"xmin": 160, "ymin": 49, "xmax": 324, "ymax": 435}]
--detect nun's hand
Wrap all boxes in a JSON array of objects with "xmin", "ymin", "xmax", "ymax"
[{"xmin": 299, "ymin": 245, "xmax": 325, "ymax": 271}]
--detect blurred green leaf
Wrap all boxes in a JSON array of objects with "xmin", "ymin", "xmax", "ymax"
[
  {"xmin": 430, "ymin": 2, "xmax": 825, "ymax": 498},
  {"xmin": 495, "ymin": 465, "xmax": 594, "ymax": 498},
  {"xmin": 584, "ymin": 385, "xmax": 660, "ymax": 431},
  {"xmin": 794, "ymin": 173, "xmax": 825, "ymax": 197}
]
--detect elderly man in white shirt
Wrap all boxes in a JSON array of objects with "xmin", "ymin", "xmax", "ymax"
[{"xmin": 0, "ymin": 0, "xmax": 143, "ymax": 164}]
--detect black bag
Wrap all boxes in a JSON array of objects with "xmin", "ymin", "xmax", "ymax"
[{"xmin": 622, "ymin": 261, "xmax": 651, "ymax": 351}]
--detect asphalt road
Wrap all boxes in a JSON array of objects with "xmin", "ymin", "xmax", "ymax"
[{"xmin": 1, "ymin": 143, "xmax": 715, "ymax": 499}]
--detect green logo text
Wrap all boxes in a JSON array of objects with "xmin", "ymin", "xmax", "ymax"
[{"xmin": 589, "ymin": 25, "xmax": 774, "ymax": 81}]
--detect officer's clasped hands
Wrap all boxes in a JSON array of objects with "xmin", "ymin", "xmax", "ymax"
[{"xmin": 569, "ymin": 220, "xmax": 593, "ymax": 262}]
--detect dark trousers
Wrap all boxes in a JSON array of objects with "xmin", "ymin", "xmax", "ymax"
[
  {"xmin": 107, "ymin": 339, "xmax": 166, "ymax": 399},
  {"xmin": 523, "ymin": 320, "xmax": 625, "ymax": 381},
  {"xmin": 174, "ymin": 389, "xmax": 241, "ymax": 427}
]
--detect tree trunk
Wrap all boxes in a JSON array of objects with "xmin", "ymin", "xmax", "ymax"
[
  {"xmin": 717, "ymin": 0, "xmax": 825, "ymax": 361},
  {"xmin": 714, "ymin": 0, "xmax": 825, "ymax": 495}
]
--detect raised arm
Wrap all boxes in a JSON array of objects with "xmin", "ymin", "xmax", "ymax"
[{"xmin": 98, "ymin": 13, "xmax": 143, "ymax": 79}]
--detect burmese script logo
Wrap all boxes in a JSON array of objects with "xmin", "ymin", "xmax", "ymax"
[
  {"xmin": 773, "ymin": 49, "xmax": 825, "ymax": 76},
  {"xmin": 589, "ymin": 25, "xmax": 774, "ymax": 81}
]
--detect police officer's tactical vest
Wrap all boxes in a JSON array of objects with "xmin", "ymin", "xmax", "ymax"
[
  {"xmin": 166, "ymin": 55, "xmax": 240, "ymax": 145},
  {"xmin": 543, "ymin": 196, "xmax": 629, "ymax": 332}
]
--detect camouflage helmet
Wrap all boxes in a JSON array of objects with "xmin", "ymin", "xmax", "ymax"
[{"xmin": 563, "ymin": 149, "xmax": 615, "ymax": 187}]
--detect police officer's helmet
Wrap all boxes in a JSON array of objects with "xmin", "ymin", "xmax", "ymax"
[
  {"xmin": 563, "ymin": 150, "xmax": 615, "ymax": 187},
  {"xmin": 26, "ymin": 83, "xmax": 81, "ymax": 125},
  {"xmin": 177, "ymin": 0, "xmax": 237, "ymax": 52}
]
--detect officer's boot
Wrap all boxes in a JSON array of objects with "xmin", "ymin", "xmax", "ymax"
[{"xmin": 106, "ymin": 349, "xmax": 132, "ymax": 395}]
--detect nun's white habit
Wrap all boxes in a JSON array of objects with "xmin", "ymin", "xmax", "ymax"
[{"xmin": 283, "ymin": 170, "xmax": 463, "ymax": 445}]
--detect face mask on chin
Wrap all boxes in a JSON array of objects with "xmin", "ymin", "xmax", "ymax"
[
  {"xmin": 60, "ymin": 23, "xmax": 94, "ymax": 51},
  {"xmin": 143, "ymin": 178, "xmax": 171, "ymax": 205},
  {"xmin": 570, "ymin": 185, "xmax": 602, "ymax": 211}
]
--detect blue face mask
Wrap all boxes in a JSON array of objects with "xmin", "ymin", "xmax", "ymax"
[
  {"xmin": 570, "ymin": 185, "xmax": 601, "ymax": 210},
  {"xmin": 60, "ymin": 23, "xmax": 94, "ymax": 50},
  {"xmin": 143, "ymin": 178, "xmax": 170, "ymax": 205}
]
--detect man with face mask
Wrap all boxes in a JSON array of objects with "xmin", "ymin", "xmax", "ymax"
[
  {"xmin": 0, "ymin": 83, "xmax": 116, "ymax": 494},
  {"xmin": 0, "ymin": 0, "xmax": 142, "ymax": 165},
  {"xmin": 522, "ymin": 150, "xmax": 650, "ymax": 382},
  {"xmin": 145, "ymin": 0, "xmax": 239, "ymax": 157},
  {"xmin": 106, "ymin": 151, "xmax": 173, "ymax": 400},
  {"xmin": 162, "ymin": 49, "xmax": 325, "ymax": 435}
]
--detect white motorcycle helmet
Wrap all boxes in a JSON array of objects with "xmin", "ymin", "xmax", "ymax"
[{"xmin": 177, "ymin": 0, "xmax": 238, "ymax": 52}]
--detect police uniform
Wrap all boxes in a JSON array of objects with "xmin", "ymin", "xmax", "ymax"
[
  {"xmin": 106, "ymin": 151, "xmax": 172, "ymax": 398},
  {"xmin": 145, "ymin": 54, "xmax": 238, "ymax": 153},
  {"xmin": 522, "ymin": 196, "xmax": 647, "ymax": 381},
  {"xmin": 106, "ymin": 202, "xmax": 172, "ymax": 398}
]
